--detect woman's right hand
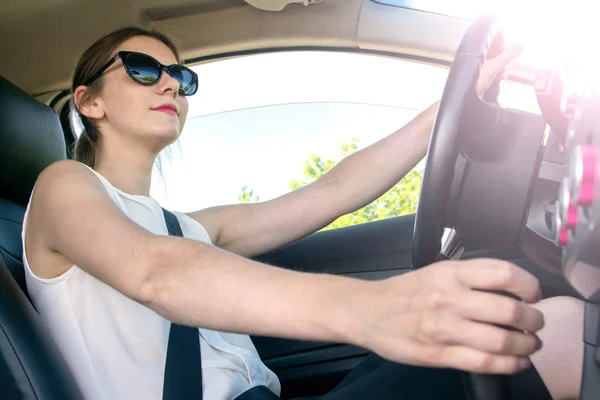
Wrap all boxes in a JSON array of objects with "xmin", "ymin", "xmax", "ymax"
[{"xmin": 348, "ymin": 258, "xmax": 544, "ymax": 374}]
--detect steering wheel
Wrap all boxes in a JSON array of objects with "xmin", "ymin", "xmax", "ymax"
[
  {"xmin": 413, "ymin": 14, "xmax": 504, "ymax": 268},
  {"xmin": 412, "ymin": 15, "xmax": 513, "ymax": 400}
]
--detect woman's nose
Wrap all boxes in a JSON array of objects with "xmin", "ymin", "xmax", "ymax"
[{"xmin": 156, "ymin": 69, "xmax": 180, "ymax": 95}]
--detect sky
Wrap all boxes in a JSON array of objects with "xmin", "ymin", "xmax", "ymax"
[{"xmin": 150, "ymin": 52, "xmax": 451, "ymax": 212}]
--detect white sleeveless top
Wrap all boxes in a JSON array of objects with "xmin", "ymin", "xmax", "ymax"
[{"xmin": 22, "ymin": 166, "xmax": 281, "ymax": 400}]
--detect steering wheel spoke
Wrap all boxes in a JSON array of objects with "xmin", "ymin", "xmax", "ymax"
[{"xmin": 439, "ymin": 227, "xmax": 465, "ymax": 261}]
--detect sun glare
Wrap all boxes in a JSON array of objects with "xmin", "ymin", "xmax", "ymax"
[
  {"xmin": 456, "ymin": 0, "xmax": 600, "ymax": 71},
  {"xmin": 409, "ymin": 0, "xmax": 600, "ymax": 73}
]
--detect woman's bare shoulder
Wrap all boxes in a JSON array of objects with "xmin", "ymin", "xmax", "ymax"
[
  {"xmin": 36, "ymin": 159, "xmax": 95, "ymax": 187},
  {"xmin": 26, "ymin": 160, "xmax": 157, "ymax": 288}
]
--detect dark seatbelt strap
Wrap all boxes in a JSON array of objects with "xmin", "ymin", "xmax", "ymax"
[{"xmin": 162, "ymin": 208, "xmax": 203, "ymax": 400}]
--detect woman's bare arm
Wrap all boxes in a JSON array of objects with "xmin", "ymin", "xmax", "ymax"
[
  {"xmin": 29, "ymin": 160, "xmax": 544, "ymax": 375},
  {"xmin": 28, "ymin": 160, "xmax": 360, "ymax": 342},
  {"xmin": 188, "ymin": 102, "xmax": 436, "ymax": 258},
  {"xmin": 190, "ymin": 45, "xmax": 524, "ymax": 258}
]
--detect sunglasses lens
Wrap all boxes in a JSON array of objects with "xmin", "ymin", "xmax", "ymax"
[
  {"xmin": 170, "ymin": 65, "xmax": 198, "ymax": 96},
  {"xmin": 125, "ymin": 53, "xmax": 161, "ymax": 84}
]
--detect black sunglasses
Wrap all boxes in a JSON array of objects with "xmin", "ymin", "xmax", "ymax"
[{"xmin": 84, "ymin": 51, "xmax": 198, "ymax": 96}]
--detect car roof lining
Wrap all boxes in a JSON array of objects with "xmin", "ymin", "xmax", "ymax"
[{"xmin": 0, "ymin": 0, "xmax": 534, "ymax": 96}]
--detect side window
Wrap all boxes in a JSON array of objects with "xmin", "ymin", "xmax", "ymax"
[{"xmin": 152, "ymin": 51, "xmax": 449, "ymax": 230}]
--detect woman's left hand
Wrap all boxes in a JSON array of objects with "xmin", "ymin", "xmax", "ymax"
[{"xmin": 476, "ymin": 43, "xmax": 524, "ymax": 95}]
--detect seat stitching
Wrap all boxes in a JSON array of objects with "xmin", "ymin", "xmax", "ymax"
[
  {"xmin": 0, "ymin": 323, "xmax": 38, "ymax": 399},
  {"xmin": 0, "ymin": 249, "xmax": 22, "ymax": 266},
  {"xmin": 0, "ymin": 215, "xmax": 24, "ymax": 225}
]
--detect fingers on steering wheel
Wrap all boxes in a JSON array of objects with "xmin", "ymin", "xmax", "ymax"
[
  {"xmin": 457, "ymin": 290, "xmax": 545, "ymax": 333},
  {"xmin": 437, "ymin": 345, "xmax": 533, "ymax": 374},
  {"xmin": 456, "ymin": 259, "xmax": 542, "ymax": 303},
  {"xmin": 418, "ymin": 313, "xmax": 542, "ymax": 356}
]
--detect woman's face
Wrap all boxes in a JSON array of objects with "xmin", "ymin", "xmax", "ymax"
[{"xmin": 92, "ymin": 36, "xmax": 189, "ymax": 150}]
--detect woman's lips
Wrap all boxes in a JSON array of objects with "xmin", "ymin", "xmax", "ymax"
[{"xmin": 153, "ymin": 106, "xmax": 178, "ymax": 115}]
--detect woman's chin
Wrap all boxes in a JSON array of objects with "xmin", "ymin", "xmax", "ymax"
[{"xmin": 144, "ymin": 128, "xmax": 180, "ymax": 150}]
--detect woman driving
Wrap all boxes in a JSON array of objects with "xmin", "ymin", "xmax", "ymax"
[{"xmin": 22, "ymin": 27, "xmax": 583, "ymax": 400}]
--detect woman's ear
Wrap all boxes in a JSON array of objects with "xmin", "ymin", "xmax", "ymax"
[{"xmin": 73, "ymin": 85, "xmax": 105, "ymax": 120}]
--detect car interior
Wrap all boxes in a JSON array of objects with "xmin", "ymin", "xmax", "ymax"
[{"xmin": 1, "ymin": 0, "xmax": 599, "ymax": 399}]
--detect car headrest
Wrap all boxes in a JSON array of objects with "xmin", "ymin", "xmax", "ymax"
[{"xmin": 0, "ymin": 75, "xmax": 66, "ymax": 206}]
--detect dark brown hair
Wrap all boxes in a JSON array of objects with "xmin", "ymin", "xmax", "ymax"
[{"xmin": 71, "ymin": 26, "xmax": 180, "ymax": 168}]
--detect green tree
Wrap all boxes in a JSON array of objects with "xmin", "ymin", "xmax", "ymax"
[
  {"xmin": 238, "ymin": 138, "xmax": 423, "ymax": 231},
  {"xmin": 238, "ymin": 186, "xmax": 260, "ymax": 203}
]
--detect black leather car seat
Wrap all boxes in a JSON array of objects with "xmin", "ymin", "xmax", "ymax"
[{"xmin": 0, "ymin": 74, "xmax": 83, "ymax": 399}]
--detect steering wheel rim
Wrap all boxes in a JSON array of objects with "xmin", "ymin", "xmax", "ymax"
[
  {"xmin": 411, "ymin": 15, "xmax": 515, "ymax": 400},
  {"xmin": 412, "ymin": 15, "xmax": 502, "ymax": 269}
]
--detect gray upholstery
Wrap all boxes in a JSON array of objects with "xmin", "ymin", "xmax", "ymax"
[
  {"xmin": 0, "ymin": 76, "xmax": 66, "ymax": 206},
  {"xmin": 0, "ymin": 74, "xmax": 82, "ymax": 399}
]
